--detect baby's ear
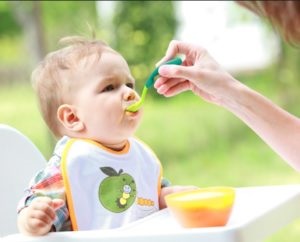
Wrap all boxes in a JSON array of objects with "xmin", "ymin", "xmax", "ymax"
[{"xmin": 57, "ymin": 104, "xmax": 84, "ymax": 132}]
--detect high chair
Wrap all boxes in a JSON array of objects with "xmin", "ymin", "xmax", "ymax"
[
  {"xmin": 2, "ymin": 124, "xmax": 300, "ymax": 242},
  {"xmin": 0, "ymin": 124, "xmax": 46, "ymax": 236}
]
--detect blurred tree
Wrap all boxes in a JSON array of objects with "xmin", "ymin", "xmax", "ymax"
[
  {"xmin": 0, "ymin": 2, "xmax": 21, "ymax": 37},
  {"xmin": 228, "ymin": 2, "xmax": 300, "ymax": 111},
  {"xmin": 3, "ymin": 1, "xmax": 98, "ymax": 147},
  {"xmin": 5, "ymin": 1, "xmax": 98, "ymax": 68},
  {"xmin": 9, "ymin": 1, "xmax": 46, "ymax": 67},
  {"xmin": 274, "ymin": 39, "xmax": 300, "ymax": 112},
  {"xmin": 42, "ymin": 1, "xmax": 98, "ymax": 51},
  {"xmin": 112, "ymin": 1, "xmax": 177, "ymax": 91}
]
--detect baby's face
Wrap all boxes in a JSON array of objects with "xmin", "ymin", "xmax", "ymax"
[{"xmin": 70, "ymin": 49, "xmax": 143, "ymax": 147}]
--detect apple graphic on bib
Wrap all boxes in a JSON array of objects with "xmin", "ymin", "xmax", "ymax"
[{"xmin": 98, "ymin": 166, "xmax": 137, "ymax": 213}]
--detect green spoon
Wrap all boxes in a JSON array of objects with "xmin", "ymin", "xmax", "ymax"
[{"xmin": 126, "ymin": 57, "xmax": 182, "ymax": 112}]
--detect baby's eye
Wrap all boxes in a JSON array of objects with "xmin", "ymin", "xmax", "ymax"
[
  {"xmin": 102, "ymin": 84, "xmax": 114, "ymax": 92},
  {"xmin": 126, "ymin": 83, "xmax": 134, "ymax": 89}
]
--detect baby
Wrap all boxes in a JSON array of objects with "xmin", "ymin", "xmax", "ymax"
[{"xmin": 17, "ymin": 36, "xmax": 195, "ymax": 235}]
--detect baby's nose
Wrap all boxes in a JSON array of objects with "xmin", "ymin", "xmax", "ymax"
[{"xmin": 124, "ymin": 89, "xmax": 137, "ymax": 101}]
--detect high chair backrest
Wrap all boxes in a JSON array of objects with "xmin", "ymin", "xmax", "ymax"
[{"xmin": 0, "ymin": 124, "xmax": 46, "ymax": 236}]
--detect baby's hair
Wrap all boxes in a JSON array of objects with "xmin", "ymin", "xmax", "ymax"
[
  {"xmin": 31, "ymin": 36, "xmax": 111, "ymax": 137},
  {"xmin": 237, "ymin": 1, "xmax": 300, "ymax": 46}
]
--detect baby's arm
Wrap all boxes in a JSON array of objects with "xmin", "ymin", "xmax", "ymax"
[
  {"xmin": 159, "ymin": 185, "xmax": 197, "ymax": 209},
  {"xmin": 17, "ymin": 197, "xmax": 64, "ymax": 236}
]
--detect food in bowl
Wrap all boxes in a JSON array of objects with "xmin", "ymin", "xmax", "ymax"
[{"xmin": 165, "ymin": 187, "xmax": 235, "ymax": 228}]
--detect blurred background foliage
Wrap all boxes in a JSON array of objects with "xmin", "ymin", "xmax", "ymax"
[
  {"xmin": 1, "ymin": 1, "xmax": 300, "ymax": 241},
  {"xmin": 112, "ymin": 1, "xmax": 176, "ymax": 88},
  {"xmin": 0, "ymin": 1, "xmax": 177, "ymax": 90}
]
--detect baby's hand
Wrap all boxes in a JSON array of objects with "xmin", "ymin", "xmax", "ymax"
[{"xmin": 18, "ymin": 196, "xmax": 64, "ymax": 236}]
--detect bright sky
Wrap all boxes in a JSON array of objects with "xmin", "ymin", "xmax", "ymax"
[
  {"xmin": 97, "ymin": 1, "xmax": 280, "ymax": 73},
  {"xmin": 174, "ymin": 1, "xmax": 280, "ymax": 73}
]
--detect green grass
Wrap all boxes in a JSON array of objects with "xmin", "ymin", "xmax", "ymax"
[
  {"xmin": 1, "ymin": 83, "xmax": 300, "ymax": 241},
  {"xmin": 138, "ymin": 94, "xmax": 300, "ymax": 186},
  {"xmin": 0, "ymin": 84, "xmax": 53, "ymax": 157}
]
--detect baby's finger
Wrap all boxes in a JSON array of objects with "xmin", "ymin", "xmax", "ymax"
[
  {"xmin": 51, "ymin": 198, "xmax": 65, "ymax": 210},
  {"xmin": 31, "ymin": 196, "xmax": 52, "ymax": 204},
  {"xmin": 26, "ymin": 217, "xmax": 52, "ymax": 236},
  {"xmin": 31, "ymin": 197, "xmax": 57, "ymax": 220},
  {"xmin": 29, "ymin": 209, "xmax": 54, "ymax": 225}
]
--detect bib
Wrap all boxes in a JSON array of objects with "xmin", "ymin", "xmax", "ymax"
[{"xmin": 61, "ymin": 138, "xmax": 162, "ymax": 231}]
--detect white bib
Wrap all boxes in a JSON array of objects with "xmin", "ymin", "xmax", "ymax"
[{"xmin": 61, "ymin": 138, "xmax": 162, "ymax": 231}]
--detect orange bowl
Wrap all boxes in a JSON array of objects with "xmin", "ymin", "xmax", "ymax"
[{"xmin": 165, "ymin": 187, "xmax": 235, "ymax": 228}]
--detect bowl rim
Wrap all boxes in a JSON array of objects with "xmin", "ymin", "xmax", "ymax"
[{"xmin": 165, "ymin": 186, "xmax": 235, "ymax": 209}]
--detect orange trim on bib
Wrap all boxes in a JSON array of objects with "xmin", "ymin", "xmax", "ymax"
[
  {"xmin": 134, "ymin": 136, "xmax": 163, "ymax": 196},
  {"xmin": 80, "ymin": 138, "xmax": 130, "ymax": 155},
  {"xmin": 61, "ymin": 139, "xmax": 78, "ymax": 231}
]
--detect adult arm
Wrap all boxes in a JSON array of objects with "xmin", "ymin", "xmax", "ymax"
[{"xmin": 155, "ymin": 40, "xmax": 300, "ymax": 171}]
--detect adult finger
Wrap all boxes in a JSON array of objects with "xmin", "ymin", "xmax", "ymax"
[
  {"xmin": 156, "ymin": 40, "xmax": 187, "ymax": 66},
  {"xmin": 157, "ymin": 79, "xmax": 191, "ymax": 97},
  {"xmin": 162, "ymin": 81, "xmax": 191, "ymax": 97},
  {"xmin": 158, "ymin": 64, "xmax": 202, "ymax": 84}
]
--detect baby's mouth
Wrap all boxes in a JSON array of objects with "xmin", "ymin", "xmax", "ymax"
[
  {"xmin": 125, "ymin": 111, "xmax": 135, "ymax": 116},
  {"xmin": 124, "ymin": 107, "xmax": 140, "ymax": 117}
]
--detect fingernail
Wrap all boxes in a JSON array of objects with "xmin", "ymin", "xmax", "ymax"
[
  {"xmin": 158, "ymin": 65, "xmax": 169, "ymax": 75},
  {"xmin": 157, "ymin": 85, "xmax": 167, "ymax": 94},
  {"xmin": 154, "ymin": 79, "xmax": 160, "ymax": 88}
]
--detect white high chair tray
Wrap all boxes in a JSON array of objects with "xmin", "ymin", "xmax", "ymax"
[{"xmin": 3, "ymin": 184, "xmax": 300, "ymax": 242}]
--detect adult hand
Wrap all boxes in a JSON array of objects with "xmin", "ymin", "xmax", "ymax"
[
  {"xmin": 154, "ymin": 40, "xmax": 239, "ymax": 107},
  {"xmin": 155, "ymin": 41, "xmax": 300, "ymax": 172}
]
